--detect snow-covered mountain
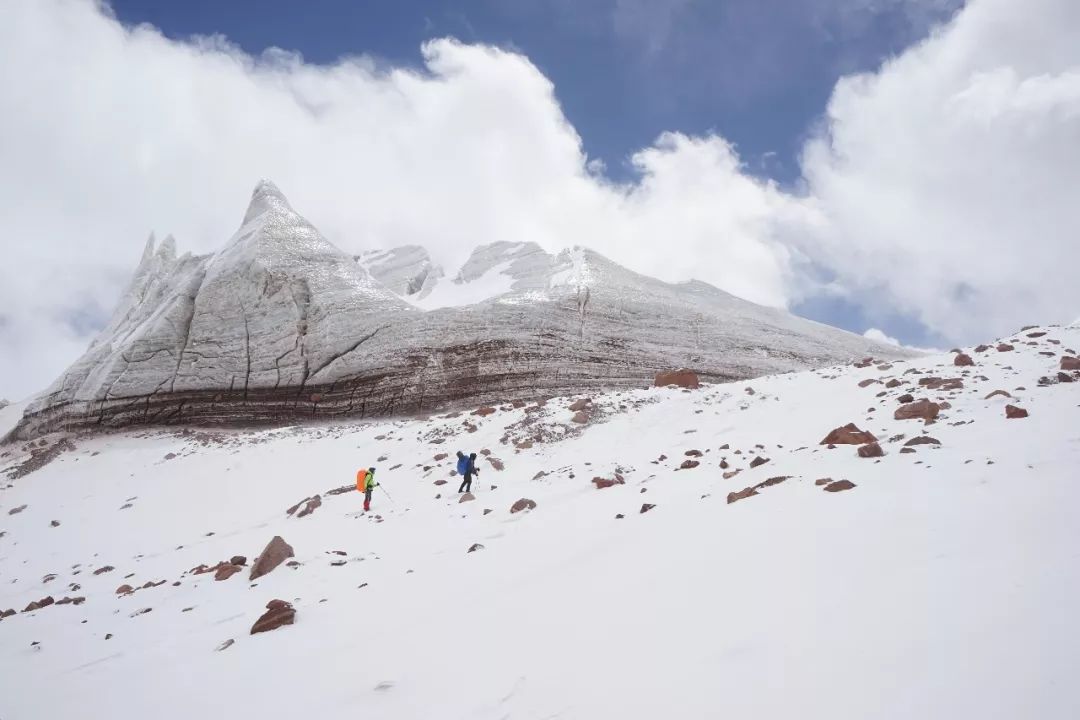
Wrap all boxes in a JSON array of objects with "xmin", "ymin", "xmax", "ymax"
[
  {"xmin": 10, "ymin": 181, "xmax": 910, "ymax": 440},
  {"xmin": 2, "ymin": 325, "xmax": 1078, "ymax": 718}
]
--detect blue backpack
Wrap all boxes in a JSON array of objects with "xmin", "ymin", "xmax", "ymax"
[{"xmin": 456, "ymin": 455, "xmax": 470, "ymax": 475}]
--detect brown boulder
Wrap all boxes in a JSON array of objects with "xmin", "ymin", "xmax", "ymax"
[
  {"xmin": 473, "ymin": 406, "xmax": 497, "ymax": 417},
  {"xmin": 814, "ymin": 478, "xmax": 832, "ymax": 486},
  {"xmin": 895, "ymin": 399, "xmax": 940, "ymax": 422},
  {"xmin": 897, "ymin": 393, "xmax": 915, "ymax": 403},
  {"xmin": 885, "ymin": 379, "xmax": 902, "ymax": 388},
  {"xmin": 214, "ymin": 564, "xmax": 242, "ymax": 581},
  {"xmin": 459, "ymin": 492, "xmax": 476, "ymax": 503},
  {"xmin": 654, "ymin": 369, "xmax": 700, "ymax": 389},
  {"xmin": 296, "ymin": 495, "xmax": 322, "ymax": 519},
  {"xmin": 1005, "ymin": 404, "xmax": 1028, "ymax": 419},
  {"xmin": 571, "ymin": 411, "xmax": 589, "ymax": 424},
  {"xmin": 727, "ymin": 487, "xmax": 759, "ymax": 504},
  {"xmin": 8, "ymin": 504, "xmax": 27, "ymax": 515},
  {"xmin": 115, "ymin": 584, "xmax": 134, "ymax": 595},
  {"xmin": 857, "ymin": 442, "xmax": 884, "ymax": 458},
  {"xmin": 1061, "ymin": 356, "xmax": 1080, "ymax": 371},
  {"xmin": 434, "ymin": 453, "xmax": 448, "ymax": 461},
  {"xmin": 749, "ymin": 456, "xmax": 770, "ymax": 469},
  {"xmin": 93, "ymin": 565, "xmax": 115, "ymax": 575},
  {"xmin": 823, "ymin": 480, "xmax": 856, "ymax": 493},
  {"xmin": 250, "ymin": 536, "xmax": 295, "ymax": 581},
  {"xmin": 434, "ymin": 479, "xmax": 448, "ymax": 486},
  {"xmin": 568, "ymin": 398, "xmax": 592, "ymax": 412},
  {"xmin": 904, "ymin": 436, "xmax": 941, "ymax": 447},
  {"xmin": 857, "ymin": 378, "xmax": 879, "ymax": 388},
  {"xmin": 820, "ymin": 423, "xmax": 877, "ymax": 446},
  {"xmin": 22, "ymin": 596, "xmax": 55, "ymax": 612},
  {"xmin": 230, "ymin": 555, "xmax": 247, "ymax": 566},
  {"xmin": 250, "ymin": 599, "xmax": 295, "ymax": 635},
  {"xmin": 953, "ymin": 353, "xmax": 974, "ymax": 366},
  {"xmin": 639, "ymin": 503, "xmax": 656, "ymax": 514},
  {"xmin": 997, "ymin": 343, "xmax": 1014, "ymax": 352},
  {"xmin": 684, "ymin": 449, "xmax": 703, "ymax": 457},
  {"xmin": 510, "ymin": 498, "xmax": 536, "ymax": 514},
  {"xmin": 680, "ymin": 459, "xmax": 700, "ymax": 469},
  {"xmin": 592, "ymin": 476, "xmax": 624, "ymax": 489}
]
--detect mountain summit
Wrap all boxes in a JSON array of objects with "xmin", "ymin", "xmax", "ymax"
[{"xmin": 11, "ymin": 182, "xmax": 909, "ymax": 439}]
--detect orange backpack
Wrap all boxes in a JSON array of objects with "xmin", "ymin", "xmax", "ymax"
[{"xmin": 356, "ymin": 469, "xmax": 370, "ymax": 492}]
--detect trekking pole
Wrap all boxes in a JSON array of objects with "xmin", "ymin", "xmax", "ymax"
[{"xmin": 379, "ymin": 485, "xmax": 397, "ymax": 506}]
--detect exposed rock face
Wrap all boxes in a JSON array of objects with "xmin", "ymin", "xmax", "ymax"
[
  {"xmin": 8, "ymin": 182, "xmax": 912, "ymax": 440},
  {"xmin": 1062, "ymin": 356, "xmax": 1080, "ymax": 371},
  {"xmin": 250, "ymin": 536, "xmax": 295, "ymax": 581},
  {"xmin": 654, "ymin": 370, "xmax": 700, "ymax": 389},
  {"xmin": 250, "ymin": 599, "xmax": 295, "ymax": 634},
  {"xmin": 820, "ymin": 423, "xmax": 876, "ymax": 445}
]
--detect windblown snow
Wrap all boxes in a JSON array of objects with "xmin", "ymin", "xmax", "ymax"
[{"xmin": 2, "ymin": 325, "xmax": 1079, "ymax": 719}]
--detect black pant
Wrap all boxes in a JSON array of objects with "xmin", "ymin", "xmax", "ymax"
[{"xmin": 458, "ymin": 473, "xmax": 473, "ymax": 493}]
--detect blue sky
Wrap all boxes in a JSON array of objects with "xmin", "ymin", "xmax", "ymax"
[{"xmin": 108, "ymin": 0, "xmax": 961, "ymax": 187}]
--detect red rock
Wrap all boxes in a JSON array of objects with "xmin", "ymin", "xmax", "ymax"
[
  {"xmin": 568, "ymin": 398, "xmax": 592, "ymax": 412},
  {"xmin": 685, "ymin": 449, "xmax": 703, "ymax": 457},
  {"xmin": 823, "ymin": 480, "xmax": 856, "ymax": 493},
  {"xmin": 592, "ymin": 476, "xmax": 624, "ymax": 489},
  {"xmin": 214, "ymin": 564, "xmax": 242, "ymax": 581},
  {"xmin": 996, "ymin": 343, "xmax": 1014, "ymax": 352},
  {"xmin": 116, "ymin": 584, "xmax": 134, "ymax": 595},
  {"xmin": 727, "ymin": 487, "xmax": 759, "ymax": 504},
  {"xmin": 1005, "ymin": 405, "xmax": 1028, "ymax": 419},
  {"xmin": 895, "ymin": 399, "xmax": 940, "ymax": 422},
  {"xmin": 749, "ymin": 456, "xmax": 770, "ymax": 469},
  {"xmin": 229, "ymin": 555, "xmax": 247, "ymax": 566},
  {"xmin": 639, "ymin": 503, "xmax": 656, "ymax": 514},
  {"xmin": 820, "ymin": 423, "xmax": 877, "ymax": 446},
  {"xmin": 680, "ymin": 459, "xmax": 700, "ymax": 469},
  {"xmin": 1061, "ymin": 356, "xmax": 1080, "ymax": 371},
  {"xmin": 93, "ymin": 565, "xmax": 115, "ymax": 575},
  {"xmin": 858, "ymin": 378, "xmax": 879, "ymax": 388},
  {"xmin": 473, "ymin": 406, "xmax": 497, "ymax": 417},
  {"xmin": 904, "ymin": 436, "xmax": 941, "ymax": 447},
  {"xmin": 654, "ymin": 369, "xmax": 700, "ymax": 389},
  {"xmin": 954, "ymin": 353, "xmax": 974, "ymax": 366},
  {"xmin": 814, "ymin": 478, "xmax": 831, "ymax": 486},
  {"xmin": 459, "ymin": 492, "xmax": 476, "ymax": 503},
  {"xmin": 510, "ymin": 498, "xmax": 536, "ymax": 514},
  {"xmin": 250, "ymin": 536, "xmax": 295, "ymax": 581},
  {"xmin": 857, "ymin": 442, "xmax": 884, "ymax": 458},
  {"xmin": 250, "ymin": 599, "xmax": 295, "ymax": 635}
]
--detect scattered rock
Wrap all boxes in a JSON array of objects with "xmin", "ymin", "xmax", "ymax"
[
  {"xmin": 975, "ymin": 344, "xmax": 990, "ymax": 352},
  {"xmin": 857, "ymin": 442, "xmax": 884, "ymax": 458},
  {"xmin": 592, "ymin": 476, "xmax": 625, "ymax": 489},
  {"xmin": 899, "ymin": 447, "xmax": 916, "ymax": 454},
  {"xmin": 897, "ymin": 393, "xmax": 915, "ymax": 403},
  {"xmin": 510, "ymin": 498, "xmax": 536, "ymax": 514},
  {"xmin": 727, "ymin": 487, "xmax": 759, "ymax": 504},
  {"xmin": 250, "ymin": 599, "xmax": 295, "ymax": 635},
  {"xmin": 571, "ymin": 411, "xmax": 589, "ymax": 424},
  {"xmin": 487, "ymin": 457, "xmax": 505, "ymax": 471},
  {"xmin": 953, "ymin": 353, "xmax": 974, "ymax": 367},
  {"xmin": 230, "ymin": 555, "xmax": 247, "ymax": 566},
  {"xmin": 459, "ymin": 492, "xmax": 476, "ymax": 503},
  {"xmin": 814, "ymin": 478, "xmax": 832, "ymax": 486},
  {"xmin": 8, "ymin": 504, "xmax": 27, "ymax": 516},
  {"xmin": 679, "ymin": 459, "xmax": 700, "ymax": 469},
  {"xmin": 286, "ymin": 495, "xmax": 322, "ymax": 519},
  {"xmin": 857, "ymin": 378, "xmax": 879, "ymax": 388},
  {"xmin": 568, "ymin": 398, "xmax": 592, "ymax": 412},
  {"xmin": 885, "ymin": 379, "xmax": 902, "ymax": 388},
  {"xmin": 639, "ymin": 503, "xmax": 656, "ymax": 514},
  {"xmin": 473, "ymin": 406, "xmax": 497, "ymax": 417},
  {"xmin": 434, "ymin": 479, "xmax": 448, "ymax": 486},
  {"xmin": 214, "ymin": 564, "xmax": 243, "ymax": 581},
  {"xmin": 22, "ymin": 596, "xmax": 55, "ymax": 612},
  {"xmin": 249, "ymin": 536, "xmax": 295, "ymax": 581},
  {"xmin": 433, "ymin": 453, "xmax": 448, "ymax": 461},
  {"xmin": 904, "ymin": 436, "xmax": 941, "ymax": 447},
  {"xmin": 749, "ymin": 456, "xmax": 770, "ymax": 469},
  {"xmin": 93, "ymin": 565, "xmax": 115, "ymax": 576},
  {"xmin": 115, "ymin": 584, "xmax": 134, "ymax": 595},
  {"xmin": 984, "ymin": 390, "xmax": 1012, "ymax": 400},
  {"xmin": 823, "ymin": 480, "xmax": 856, "ymax": 493},
  {"xmin": 1061, "ymin": 356, "xmax": 1080, "ymax": 371},
  {"xmin": 895, "ymin": 399, "xmax": 940, "ymax": 422},
  {"xmin": 216, "ymin": 639, "xmax": 235, "ymax": 652},
  {"xmin": 50, "ymin": 520, "xmax": 60, "ymax": 527},
  {"xmin": 684, "ymin": 449, "xmax": 703, "ymax": 457},
  {"xmin": 1005, "ymin": 404, "xmax": 1029, "ymax": 419},
  {"xmin": 820, "ymin": 423, "xmax": 877, "ymax": 445},
  {"xmin": 467, "ymin": 543, "xmax": 484, "ymax": 553},
  {"xmin": 996, "ymin": 343, "xmax": 1014, "ymax": 352},
  {"xmin": 654, "ymin": 369, "xmax": 699, "ymax": 389}
]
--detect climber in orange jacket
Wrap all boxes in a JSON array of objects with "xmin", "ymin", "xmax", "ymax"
[{"xmin": 357, "ymin": 466, "xmax": 377, "ymax": 511}]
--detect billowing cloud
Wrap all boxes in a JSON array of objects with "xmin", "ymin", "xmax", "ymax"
[
  {"xmin": 802, "ymin": 0, "xmax": 1080, "ymax": 342},
  {"xmin": 0, "ymin": 0, "xmax": 1077, "ymax": 402}
]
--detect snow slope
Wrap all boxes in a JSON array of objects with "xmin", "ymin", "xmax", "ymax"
[{"xmin": 2, "ymin": 326, "xmax": 1078, "ymax": 718}]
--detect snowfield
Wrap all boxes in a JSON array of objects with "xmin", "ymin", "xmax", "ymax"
[{"xmin": 2, "ymin": 325, "xmax": 1079, "ymax": 719}]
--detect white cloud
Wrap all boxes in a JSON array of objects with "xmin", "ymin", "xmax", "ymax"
[
  {"xmin": 802, "ymin": 0, "xmax": 1080, "ymax": 343},
  {"xmin": 0, "ymin": 0, "xmax": 1077, "ymax": 401}
]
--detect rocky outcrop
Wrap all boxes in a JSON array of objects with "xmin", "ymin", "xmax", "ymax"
[
  {"xmin": 895, "ymin": 399, "xmax": 940, "ymax": 422},
  {"xmin": 250, "ymin": 536, "xmax": 294, "ymax": 581},
  {"xmin": 7, "ymin": 182, "xmax": 912, "ymax": 441},
  {"xmin": 857, "ymin": 442, "xmax": 884, "ymax": 458},
  {"xmin": 1005, "ymin": 404, "xmax": 1029, "ymax": 419},
  {"xmin": 820, "ymin": 423, "xmax": 876, "ymax": 445},
  {"xmin": 654, "ymin": 370, "xmax": 700, "ymax": 389}
]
